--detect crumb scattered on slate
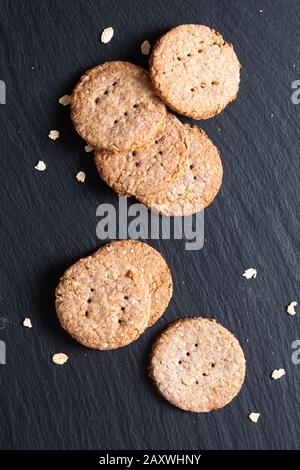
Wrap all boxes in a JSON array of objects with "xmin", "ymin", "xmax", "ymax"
[
  {"xmin": 76, "ymin": 171, "xmax": 86, "ymax": 183},
  {"xmin": 141, "ymin": 40, "xmax": 151, "ymax": 55},
  {"xmin": 59, "ymin": 95, "xmax": 71, "ymax": 106},
  {"xmin": 248, "ymin": 412, "xmax": 260, "ymax": 423},
  {"xmin": 34, "ymin": 160, "xmax": 46, "ymax": 171},
  {"xmin": 242, "ymin": 268, "xmax": 257, "ymax": 279},
  {"xmin": 22, "ymin": 317, "xmax": 32, "ymax": 328},
  {"xmin": 101, "ymin": 27, "xmax": 114, "ymax": 43},
  {"xmin": 52, "ymin": 353, "xmax": 68, "ymax": 365},
  {"xmin": 48, "ymin": 130, "xmax": 60, "ymax": 140},
  {"xmin": 271, "ymin": 369, "xmax": 285, "ymax": 380},
  {"xmin": 287, "ymin": 301, "xmax": 297, "ymax": 316},
  {"xmin": 84, "ymin": 144, "xmax": 94, "ymax": 152}
]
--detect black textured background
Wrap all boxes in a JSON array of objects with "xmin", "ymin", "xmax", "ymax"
[{"xmin": 0, "ymin": 0, "xmax": 299, "ymax": 450}]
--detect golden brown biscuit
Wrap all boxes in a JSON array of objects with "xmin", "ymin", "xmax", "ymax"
[
  {"xmin": 94, "ymin": 113, "xmax": 188, "ymax": 201},
  {"xmin": 96, "ymin": 240, "xmax": 173, "ymax": 326},
  {"xmin": 150, "ymin": 25, "xmax": 240, "ymax": 119},
  {"xmin": 150, "ymin": 317, "xmax": 246, "ymax": 412},
  {"xmin": 71, "ymin": 61, "xmax": 166, "ymax": 151},
  {"xmin": 55, "ymin": 253, "xmax": 151, "ymax": 350},
  {"xmin": 140, "ymin": 125, "xmax": 223, "ymax": 216}
]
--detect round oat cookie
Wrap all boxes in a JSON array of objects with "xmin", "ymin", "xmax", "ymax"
[
  {"xmin": 71, "ymin": 61, "xmax": 166, "ymax": 152},
  {"xmin": 150, "ymin": 318, "xmax": 246, "ymax": 412},
  {"xmin": 140, "ymin": 125, "xmax": 223, "ymax": 216},
  {"xmin": 94, "ymin": 113, "xmax": 188, "ymax": 200},
  {"xmin": 96, "ymin": 240, "xmax": 173, "ymax": 326},
  {"xmin": 150, "ymin": 25, "xmax": 241, "ymax": 120},
  {"xmin": 55, "ymin": 253, "xmax": 151, "ymax": 350}
]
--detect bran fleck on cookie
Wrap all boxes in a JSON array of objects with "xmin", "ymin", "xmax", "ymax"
[
  {"xmin": 94, "ymin": 113, "xmax": 188, "ymax": 200},
  {"xmin": 150, "ymin": 25, "xmax": 241, "ymax": 120},
  {"xmin": 96, "ymin": 240, "xmax": 173, "ymax": 326},
  {"xmin": 150, "ymin": 317, "xmax": 246, "ymax": 412},
  {"xmin": 71, "ymin": 61, "xmax": 166, "ymax": 152},
  {"xmin": 55, "ymin": 253, "xmax": 151, "ymax": 350},
  {"xmin": 140, "ymin": 125, "xmax": 223, "ymax": 216}
]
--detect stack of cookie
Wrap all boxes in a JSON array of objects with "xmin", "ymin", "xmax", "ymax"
[
  {"xmin": 71, "ymin": 25, "xmax": 241, "ymax": 216},
  {"xmin": 57, "ymin": 24, "xmax": 246, "ymax": 412},
  {"xmin": 55, "ymin": 240, "xmax": 246, "ymax": 412},
  {"xmin": 55, "ymin": 240, "xmax": 172, "ymax": 350}
]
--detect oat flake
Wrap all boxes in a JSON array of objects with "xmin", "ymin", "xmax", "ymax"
[
  {"xmin": 58, "ymin": 95, "xmax": 71, "ymax": 106},
  {"xmin": 84, "ymin": 144, "xmax": 94, "ymax": 153},
  {"xmin": 242, "ymin": 268, "xmax": 257, "ymax": 279},
  {"xmin": 248, "ymin": 412, "xmax": 260, "ymax": 423},
  {"xmin": 76, "ymin": 171, "xmax": 86, "ymax": 183},
  {"xmin": 35, "ymin": 160, "xmax": 46, "ymax": 171},
  {"xmin": 141, "ymin": 40, "xmax": 151, "ymax": 55},
  {"xmin": 48, "ymin": 130, "xmax": 60, "ymax": 140},
  {"xmin": 101, "ymin": 27, "xmax": 114, "ymax": 44},
  {"xmin": 271, "ymin": 369, "xmax": 285, "ymax": 380},
  {"xmin": 22, "ymin": 317, "xmax": 32, "ymax": 328},
  {"xmin": 287, "ymin": 301, "xmax": 297, "ymax": 316},
  {"xmin": 52, "ymin": 353, "xmax": 68, "ymax": 365}
]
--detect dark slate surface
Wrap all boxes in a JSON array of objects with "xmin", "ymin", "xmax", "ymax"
[{"xmin": 0, "ymin": 0, "xmax": 299, "ymax": 450}]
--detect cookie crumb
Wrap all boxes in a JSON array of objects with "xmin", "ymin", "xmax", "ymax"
[
  {"xmin": 58, "ymin": 95, "xmax": 71, "ymax": 106},
  {"xmin": 76, "ymin": 171, "xmax": 86, "ymax": 183},
  {"xmin": 52, "ymin": 353, "xmax": 68, "ymax": 365},
  {"xmin": 271, "ymin": 368, "xmax": 285, "ymax": 380},
  {"xmin": 34, "ymin": 160, "xmax": 46, "ymax": 171},
  {"xmin": 141, "ymin": 40, "xmax": 151, "ymax": 55},
  {"xmin": 22, "ymin": 317, "xmax": 32, "ymax": 328},
  {"xmin": 48, "ymin": 130, "xmax": 60, "ymax": 140},
  {"xmin": 101, "ymin": 27, "xmax": 114, "ymax": 43},
  {"xmin": 248, "ymin": 412, "xmax": 260, "ymax": 423},
  {"xmin": 287, "ymin": 301, "xmax": 297, "ymax": 316},
  {"xmin": 242, "ymin": 268, "xmax": 257, "ymax": 279},
  {"xmin": 84, "ymin": 144, "xmax": 94, "ymax": 153}
]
